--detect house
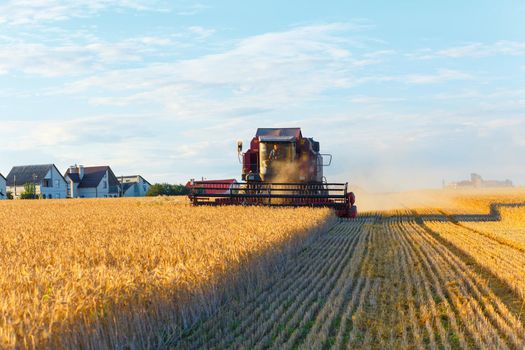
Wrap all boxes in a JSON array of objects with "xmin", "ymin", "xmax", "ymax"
[
  {"xmin": 5, "ymin": 164, "xmax": 68, "ymax": 199},
  {"xmin": 64, "ymin": 165, "xmax": 121, "ymax": 198},
  {"xmin": 118, "ymin": 175, "xmax": 151, "ymax": 197},
  {"xmin": 0, "ymin": 173, "xmax": 6, "ymax": 199},
  {"xmin": 446, "ymin": 173, "xmax": 513, "ymax": 189}
]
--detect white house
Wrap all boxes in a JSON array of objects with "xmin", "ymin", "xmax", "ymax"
[
  {"xmin": 64, "ymin": 165, "xmax": 121, "ymax": 198},
  {"xmin": 6, "ymin": 164, "xmax": 68, "ymax": 199},
  {"xmin": 0, "ymin": 173, "xmax": 6, "ymax": 199},
  {"xmin": 118, "ymin": 175, "xmax": 151, "ymax": 197}
]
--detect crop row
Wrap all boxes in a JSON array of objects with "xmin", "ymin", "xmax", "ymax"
[{"xmin": 177, "ymin": 216, "xmax": 525, "ymax": 349}]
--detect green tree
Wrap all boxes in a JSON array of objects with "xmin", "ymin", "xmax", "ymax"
[
  {"xmin": 170, "ymin": 184, "xmax": 190, "ymax": 195},
  {"xmin": 146, "ymin": 183, "xmax": 190, "ymax": 196},
  {"xmin": 20, "ymin": 182, "xmax": 38, "ymax": 199}
]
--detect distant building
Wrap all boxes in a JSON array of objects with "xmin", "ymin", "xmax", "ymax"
[
  {"xmin": 118, "ymin": 175, "xmax": 151, "ymax": 197},
  {"xmin": 446, "ymin": 173, "xmax": 513, "ymax": 189},
  {"xmin": 64, "ymin": 165, "xmax": 121, "ymax": 198},
  {"xmin": 0, "ymin": 173, "xmax": 6, "ymax": 199},
  {"xmin": 5, "ymin": 164, "xmax": 68, "ymax": 199}
]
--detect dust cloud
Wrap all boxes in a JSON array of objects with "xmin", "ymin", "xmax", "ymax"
[
  {"xmin": 350, "ymin": 187, "xmax": 524, "ymax": 213},
  {"xmin": 269, "ymin": 161, "xmax": 304, "ymax": 183},
  {"xmin": 350, "ymin": 188, "xmax": 455, "ymax": 212}
]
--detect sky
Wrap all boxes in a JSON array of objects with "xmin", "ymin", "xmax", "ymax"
[{"xmin": 0, "ymin": 0, "xmax": 524, "ymax": 191}]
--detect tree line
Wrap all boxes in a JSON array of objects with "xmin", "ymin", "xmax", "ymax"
[
  {"xmin": 4, "ymin": 182, "xmax": 190, "ymax": 199},
  {"xmin": 145, "ymin": 183, "xmax": 190, "ymax": 196}
]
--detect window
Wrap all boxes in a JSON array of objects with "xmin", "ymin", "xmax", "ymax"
[
  {"xmin": 54, "ymin": 180, "xmax": 59, "ymax": 187},
  {"xmin": 103, "ymin": 181, "xmax": 107, "ymax": 189},
  {"xmin": 48, "ymin": 194, "xmax": 52, "ymax": 199},
  {"xmin": 42, "ymin": 179, "xmax": 51, "ymax": 187}
]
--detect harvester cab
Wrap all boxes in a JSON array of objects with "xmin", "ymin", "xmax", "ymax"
[
  {"xmin": 241, "ymin": 128, "xmax": 329, "ymax": 184},
  {"xmin": 188, "ymin": 128, "xmax": 357, "ymax": 218}
]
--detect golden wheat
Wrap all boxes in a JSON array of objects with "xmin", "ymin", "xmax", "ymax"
[
  {"xmin": 3, "ymin": 189, "xmax": 525, "ymax": 349},
  {"xmin": 0, "ymin": 197, "xmax": 332, "ymax": 349}
]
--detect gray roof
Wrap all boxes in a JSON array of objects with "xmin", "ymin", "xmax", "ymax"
[
  {"xmin": 65, "ymin": 166, "xmax": 120, "ymax": 189},
  {"xmin": 6, "ymin": 164, "xmax": 60, "ymax": 186},
  {"xmin": 259, "ymin": 135, "xmax": 296, "ymax": 142},
  {"xmin": 256, "ymin": 128, "xmax": 302, "ymax": 138},
  {"xmin": 67, "ymin": 172, "xmax": 81, "ymax": 183},
  {"xmin": 118, "ymin": 175, "xmax": 152, "ymax": 186},
  {"xmin": 122, "ymin": 183, "xmax": 135, "ymax": 192}
]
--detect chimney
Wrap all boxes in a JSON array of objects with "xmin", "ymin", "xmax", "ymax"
[
  {"xmin": 78, "ymin": 165, "xmax": 84, "ymax": 180},
  {"xmin": 70, "ymin": 179, "xmax": 75, "ymax": 198}
]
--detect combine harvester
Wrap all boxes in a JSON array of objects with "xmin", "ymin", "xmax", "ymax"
[{"xmin": 188, "ymin": 128, "xmax": 357, "ymax": 218}]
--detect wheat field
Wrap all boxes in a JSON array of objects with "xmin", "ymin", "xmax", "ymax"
[
  {"xmin": 1, "ymin": 189, "xmax": 525, "ymax": 349},
  {"xmin": 0, "ymin": 198, "xmax": 332, "ymax": 349}
]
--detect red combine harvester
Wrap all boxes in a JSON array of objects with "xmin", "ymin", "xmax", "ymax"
[{"xmin": 188, "ymin": 128, "xmax": 357, "ymax": 218}]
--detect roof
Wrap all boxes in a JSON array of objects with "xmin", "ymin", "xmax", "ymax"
[
  {"xmin": 65, "ymin": 166, "xmax": 118, "ymax": 188},
  {"xmin": 256, "ymin": 128, "xmax": 302, "ymax": 139},
  {"xmin": 122, "ymin": 183, "xmax": 135, "ymax": 192},
  {"xmin": 6, "ymin": 164, "xmax": 59, "ymax": 186},
  {"xmin": 118, "ymin": 175, "xmax": 152, "ymax": 186},
  {"xmin": 67, "ymin": 172, "xmax": 81, "ymax": 183},
  {"xmin": 0, "ymin": 173, "xmax": 5, "ymax": 181},
  {"xmin": 259, "ymin": 135, "xmax": 296, "ymax": 142}
]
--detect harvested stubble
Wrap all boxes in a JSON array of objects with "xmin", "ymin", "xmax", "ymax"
[
  {"xmin": 427, "ymin": 219, "xmax": 525, "ymax": 300},
  {"xmin": 178, "ymin": 217, "xmax": 525, "ymax": 349},
  {"xmin": 461, "ymin": 207, "xmax": 525, "ymax": 249},
  {"xmin": 177, "ymin": 190, "xmax": 525, "ymax": 349},
  {"xmin": 0, "ymin": 197, "xmax": 333, "ymax": 349}
]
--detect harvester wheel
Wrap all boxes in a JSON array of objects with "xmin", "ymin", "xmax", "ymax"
[
  {"xmin": 349, "ymin": 205, "xmax": 357, "ymax": 218},
  {"xmin": 348, "ymin": 192, "xmax": 356, "ymax": 205}
]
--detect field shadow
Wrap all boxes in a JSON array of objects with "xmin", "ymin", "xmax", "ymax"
[
  {"xmin": 34, "ymin": 216, "xmax": 336, "ymax": 350},
  {"xmin": 415, "ymin": 219, "xmax": 525, "ymax": 324},
  {"xmin": 364, "ymin": 202, "xmax": 525, "ymax": 327},
  {"xmin": 367, "ymin": 202, "xmax": 525, "ymax": 223}
]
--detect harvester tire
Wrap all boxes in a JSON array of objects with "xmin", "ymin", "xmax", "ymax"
[{"xmin": 349, "ymin": 205, "xmax": 357, "ymax": 218}]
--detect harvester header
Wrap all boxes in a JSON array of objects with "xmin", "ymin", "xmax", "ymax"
[{"xmin": 188, "ymin": 127, "xmax": 357, "ymax": 218}]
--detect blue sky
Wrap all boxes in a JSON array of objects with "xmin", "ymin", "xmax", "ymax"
[{"xmin": 0, "ymin": 0, "xmax": 524, "ymax": 191}]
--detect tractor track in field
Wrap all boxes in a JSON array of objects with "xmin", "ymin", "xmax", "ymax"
[{"xmin": 174, "ymin": 205, "xmax": 525, "ymax": 349}]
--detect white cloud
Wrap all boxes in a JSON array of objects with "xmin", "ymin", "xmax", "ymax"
[
  {"xmin": 355, "ymin": 69, "xmax": 471, "ymax": 86},
  {"xmin": 0, "ymin": 0, "xmax": 167, "ymax": 25},
  {"xmin": 187, "ymin": 26, "xmax": 216, "ymax": 39},
  {"xmin": 349, "ymin": 95, "xmax": 405, "ymax": 104},
  {"xmin": 175, "ymin": 3, "xmax": 210, "ymax": 16},
  {"xmin": 404, "ymin": 69, "xmax": 472, "ymax": 84},
  {"xmin": 0, "ymin": 28, "xmax": 203, "ymax": 77},
  {"xmin": 60, "ymin": 23, "xmax": 374, "ymax": 118},
  {"xmin": 409, "ymin": 41, "xmax": 525, "ymax": 59},
  {"xmin": 1, "ymin": 115, "xmax": 153, "ymax": 150},
  {"xmin": 432, "ymin": 89, "xmax": 481, "ymax": 100}
]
